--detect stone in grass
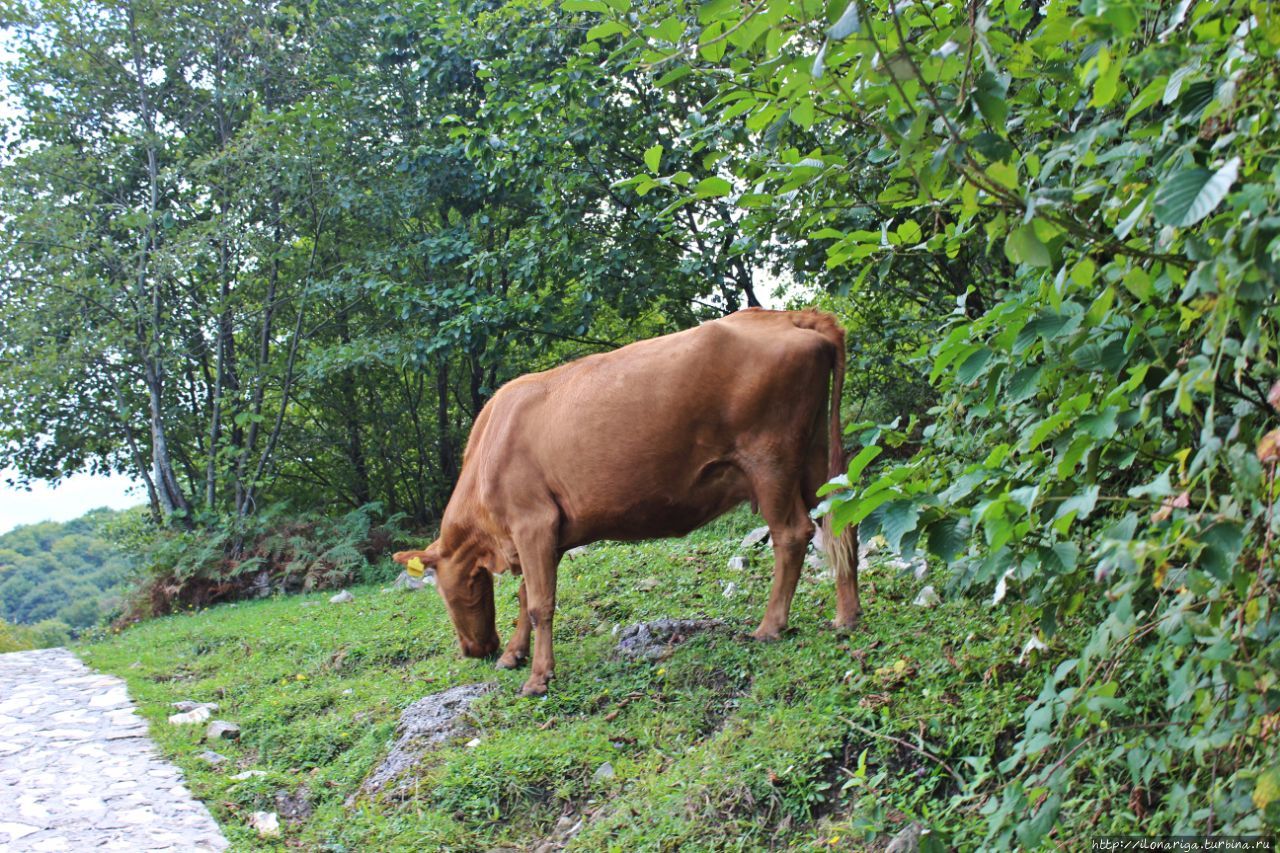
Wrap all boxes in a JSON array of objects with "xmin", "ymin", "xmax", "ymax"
[
  {"xmin": 721, "ymin": 581, "xmax": 738, "ymax": 598},
  {"xmin": 275, "ymin": 787, "xmax": 313, "ymax": 822},
  {"xmin": 635, "ymin": 577, "xmax": 660, "ymax": 592},
  {"xmin": 614, "ymin": 618, "xmax": 725, "ymax": 661},
  {"xmin": 391, "ymin": 570, "xmax": 433, "ymax": 591},
  {"xmin": 564, "ymin": 545, "xmax": 590, "ymax": 559},
  {"xmin": 330, "ymin": 590, "xmax": 355, "ymax": 604},
  {"xmin": 593, "ymin": 761, "xmax": 615, "ymax": 780},
  {"xmin": 168, "ymin": 706, "xmax": 212, "ymax": 725},
  {"xmin": 206, "ymin": 720, "xmax": 240, "ymax": 741},
  {"xmin": 912, "ymin": 585, "xmax": 941, "ymax": 607},
  {"xmin": 886, "ymin": 822, "xmax": 927, "ymax": 853},
  {"xmin": 355, "ymin": 682, "xmax": 499, "ymax": 801},
  {"xmin": 249, "ymin": 811, "xmax": 281, "ymax": 838},
  {"xmin": 231, "ymin": 770, "xmax": 267, "ymax": 780},
  {"xmin": 727, "ymin": 555, "xmax": 750, "ymax": 571},
  {"xmin": 741, "ymin": 526, "xmax": 771, "ymax": 548},
  {"xmin": 171, "ymin": 700, "xmax": 218, "ymax": 713},
  {"xmin": 197, "ymin": 750, "xmax": 228, "ymax": 766}
]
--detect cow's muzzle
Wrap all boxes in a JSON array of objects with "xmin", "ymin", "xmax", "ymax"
[{"xmin": 460, "ymin": 633, "xmax": 501, "ymax": 659}]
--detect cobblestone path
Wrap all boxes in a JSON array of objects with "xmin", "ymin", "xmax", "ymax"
[{"xmin": 0, "ymin": 648, "xmax": 228, "ymax": 852}]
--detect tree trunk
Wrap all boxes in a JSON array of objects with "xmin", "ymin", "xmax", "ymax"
[{"xmin": 128, "ymin": 0, "xmax": 189, "ymax": 523}]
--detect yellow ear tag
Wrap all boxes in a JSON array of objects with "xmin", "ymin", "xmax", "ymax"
[{"xmin": 405, "ymin": 557, "xmax": 425, "ymax": 579}]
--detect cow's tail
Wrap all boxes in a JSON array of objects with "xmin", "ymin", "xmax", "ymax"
[{"xmin": 821, "ymin": 319, "xmax": 859, "ymax": 594}]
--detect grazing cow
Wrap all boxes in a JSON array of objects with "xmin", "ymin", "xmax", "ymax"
[{"xmin": 394, "ymin": 308, "xmax": 860, "ymax": 696}]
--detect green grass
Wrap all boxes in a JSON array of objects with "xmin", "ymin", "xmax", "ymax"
[{"xmin": 80, "ymin": 509, "xmax": 1052, "ymax": 851}]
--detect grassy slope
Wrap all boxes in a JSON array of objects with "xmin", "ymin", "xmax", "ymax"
[{"xmin": 81, "ymin": 510, "xmax": 1056, "ymax": 851}]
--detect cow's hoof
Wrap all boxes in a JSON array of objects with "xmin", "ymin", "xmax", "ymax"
[
  {"xmin": 495, "ymin": 651, "xmax": 527, "ymax": 670},
  {"xmin": 831, "ymin": 613, "xmax": 862, "ymax": 632},
  {"xmin": 519, "ymin": 675, "xmax": 551, "ymax": 697},
  {"xmin": 751, "ymin": 626, "xmax": 783, "ymax": 642}
]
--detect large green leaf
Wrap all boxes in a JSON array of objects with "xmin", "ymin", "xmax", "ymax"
[
  {"xmin": 1153, "ymin": 157, "xmax": 1239, "ymax": 227},
  {"xmin": 1004, "ymin": 223, "xmax": 1050, "ymax": 267}
]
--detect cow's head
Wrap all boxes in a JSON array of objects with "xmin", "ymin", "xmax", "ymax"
[{"xmin": 394, "ymin": 542, "xmax": 499, "ymax": 658}]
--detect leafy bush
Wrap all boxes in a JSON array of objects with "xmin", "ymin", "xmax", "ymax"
[
  {"xmin": 113, "ymin": 503, "xmax": 410, "ymax": 620},
  {"xmin": 583, "ymin": 0, "xmax": 1280, "ymax": 843}
]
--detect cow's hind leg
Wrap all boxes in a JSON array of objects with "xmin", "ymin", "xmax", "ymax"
[
  {"xmin": 512, "ymin": 523, "xmax": 560, "ymax": 696},
  {"xmin": 753, "ymin": 484, "xmax": 815, "ymax": 641},
  {"xmin": 496, "ymin": 580, "xmax": 531, "ymax": 670}
]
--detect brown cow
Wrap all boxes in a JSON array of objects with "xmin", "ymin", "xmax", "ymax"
[{"xmin": 394, "ymin": 308, "xmax": 860, "ymax": 696}]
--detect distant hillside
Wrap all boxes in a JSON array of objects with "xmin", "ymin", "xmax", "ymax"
[{"xmin": 0, "ymin": 508, "xmax": 137, "ymax": 636}]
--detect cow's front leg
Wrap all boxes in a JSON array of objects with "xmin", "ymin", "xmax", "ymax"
[
  {"xmin": 513, "ymin": 527, "xmax": 559, "ymax": 696},
  {"xmin": 496, "ymin": 580, "xmax": 531, "ymax": 670}
]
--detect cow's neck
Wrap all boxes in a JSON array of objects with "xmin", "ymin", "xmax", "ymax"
[{"xmin": 439, "ymin": 482, "xmax": 514, "ymax": 574}]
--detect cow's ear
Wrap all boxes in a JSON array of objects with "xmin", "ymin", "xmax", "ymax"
[{"xmin": 393, "ymin": 542, "xmax": 441, "ymax": 567}]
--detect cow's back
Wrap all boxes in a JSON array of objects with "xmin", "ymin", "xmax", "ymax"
[{"xmin": 468, "ymin": 310, "xmax": 839, "ymax": 545}]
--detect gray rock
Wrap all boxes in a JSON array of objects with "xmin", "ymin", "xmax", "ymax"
[
  {"xmin": 721, "ymin": 581, "xmax": 738, "ymax": 598},
  {"xmin": 614, "ymin": 618, "xmax": 725, "ymax": 661},
  {"xmin": 275, "ymin": 787, "xmax": 312, "ymax": 822},
  {"xmin": 592, "ymin": 761, "xmax": 614, "ymax": 780},
  {"xmin": 391, "ymin": 570, "xmax": 432, "ymax": 591},
  {"xmin": 206, "ymin": 721, "xmax": 240, "ymax": 741},
  {"xmin": 727, "ymin": 555, "xmax": 750, "ymax": 571},
  {"xmin": 886, "ymin": 821, "xmax": 925, "ymax": 853},
  {"xmin": 230, "ymin": 770, "xmax": 267, "ymax": 780},
  {"xmin": 168, "ymin": 707, "xmax": 212, "ymax": 725},
  {"xmin": 355, "ymin": 682, "xmax": 498, "ymax": 800},
  {"xmin": 170, "ymin": 701, "xmax": 218, "ymax": 713},
  {"xmin": 564, "ymin": 546, "xmax": 590, "ymax": 559},
  {"xmin": 635, "ymin": 577, "xmax": 660, "ymax": 592},
  {"xmin": 912, "ymin": 585, "xmax": 941, "ymax": 607},
  {"xmin": 249, "ymin": 811, "xmax": 280, "ymax": 838},
  {"xmin": 329, "ymin": 590, "xmax": 355, "ymax": 604},
  {"xmin": 196, "ymin": 750, "xmax": 227, "ymax": 766},
  {"xmin": 741, "ymin": 526, "xmax": 771, "ymax": 548}
]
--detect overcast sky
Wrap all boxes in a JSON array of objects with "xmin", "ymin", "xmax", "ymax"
[{"xmin": 0, "ymin": 470, "xmax": 143, "ymax": 535}]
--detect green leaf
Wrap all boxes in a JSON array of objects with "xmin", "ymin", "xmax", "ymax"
[
  {"xmin": 562, "ymin": 0, "xmax": 609, "ymax": 11},
  {"xmin": 1125, "ymin": 76, "xmax": 1168, "ymax": 121},
  {"xmin": 925, "ymin": 516, "xmax": 969, "ymax": 560},
  {"xmin": 790, "ymin": 99, "xmax": 815, "ymax": 129},
  {"xmin": 654, "ymin": 65, "xmax": 692, "ymax": 87},
  {"xmin": 1090, "ymin": 48, "xmax": 1122, "ymax": 108},
  {"xmin": 1254, "ymin": 766, "xmax": 1280, "ymax": 811},
  {"xmin": 846, "ymin": 445, "xmax": 883, "ymax": 482},
  {"xmin": 957, "ymin": 348, "xmax": 992, "ymax": 384},
  {"xmin": 694, "ymin": 176, "xmax": 732, "ymax": 198},
  {"xmin": 587, "ymin": 20, "xmax": 626, "ymax": 40},
  {"xmin": 644, "ymin": 144, "xmax": 663, "ymax": 173},
  {"xmin": 880, "ymin": 500, "xmax": 920, "ymax": 550},
  {"xmin": 1154, "ymin": 157, "xmax": 1240, "ymax": 227},
  {"xmin": 1005, "ymin": 224, "xmax": 1050, "ymax": 267},
  {"xmin": 826, "ymin": 1, "xmax": 860, "ymax": 38},
  {"xmin": 832, "ymin": 489, "xmax": 896, "ymax": 533},
  {"xmin": 1052, "ymin": 486, "xmax": 1100, "ymax": 533},
  {"xmin": 974, "ymin": 90, "xmax": 1008, "ymax": 127},
  {"xmin": 1023, "ymin": 411, "xmax": 1071, "ymax": 450}
]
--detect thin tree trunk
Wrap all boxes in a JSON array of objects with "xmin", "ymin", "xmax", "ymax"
[
  {"xmin": 436, "ymin": 356, "xmax": 457, "ymax": 488},
  {"xmin": 234, "ymin": 210, "xmax": 281, "ymax": 512},
  {"xmin": 127, "ymin": 1, "xmax": 189, "ymax": 521},
  {"xmin": 239, "ymin": 206, "xmax": 320, "ymax": 517}
]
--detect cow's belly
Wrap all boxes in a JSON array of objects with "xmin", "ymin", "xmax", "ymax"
[{"xmin": 557, "ymin": 458, "xmax": 752, "ymax": 546}]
